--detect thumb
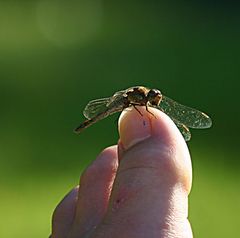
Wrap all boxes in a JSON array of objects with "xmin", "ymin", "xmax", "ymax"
[
  {"xmin": 103, "ymin": 106, "xmax": 192, "ymax": 237},
  {"xmin": 118, "ymin": 106, "xmax": 192, "ymax": 193}
]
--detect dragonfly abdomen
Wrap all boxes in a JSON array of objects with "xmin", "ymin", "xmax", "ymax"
[
  {"xmin": 74, "ymin": 119, "xmax": 94, "ymax": 133},
  {"xmin": 74, "ymin": 106, "xmax": 123, "ymax": 133},
  {"xmin": 74, "ymin": 114, "xmax": 106, "ymax": 133}
]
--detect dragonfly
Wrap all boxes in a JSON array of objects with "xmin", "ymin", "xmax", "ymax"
[{"xmin": 74, "ymin": 86, "xmax": 212, "ymax": 141}]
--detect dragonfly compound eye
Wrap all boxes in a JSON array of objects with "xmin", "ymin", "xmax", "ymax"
[{"xmin": 147, "ymin": 89, "xmax": 162, "ymax": 106}]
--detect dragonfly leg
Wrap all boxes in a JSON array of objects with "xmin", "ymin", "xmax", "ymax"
[
  {"xmin": 146, "ymin": 105, "xmax": 156, "ymax": 118},
  {"xmin": 132, "ymin": 104, "xmax": 143, "ymax": 116}
]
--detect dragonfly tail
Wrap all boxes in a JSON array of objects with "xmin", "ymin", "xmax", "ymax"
[{"xmin": 74, "ymin": 119, "xmax": 94, "ymax": 134}]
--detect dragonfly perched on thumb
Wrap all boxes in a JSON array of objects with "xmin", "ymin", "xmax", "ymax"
[{"xmin": 74, "ymin": 86, "xmax": 212, "ymax": 141}]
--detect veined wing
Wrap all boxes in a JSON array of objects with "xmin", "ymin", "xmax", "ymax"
[
  {"xmin": 158, "ymin": 95, "xmax": 212, "ymax": 129},
  {"xmin": 75, "ymin": 91, "xmax": 128, "ymax": 133},
  {"xmin": 83, "ymin": 89, "xmax": 127, "ymax": 119},
  {"xmin": 172, "ymin": 118, "xmax": 191, "ymax": 141},
  {"xmin": 106, "ymin": 89, "xmax": 128, "ymax": 107},
  {"xmin": 83, "ymin": 98, "xmax": 111, "ymax": 119}
]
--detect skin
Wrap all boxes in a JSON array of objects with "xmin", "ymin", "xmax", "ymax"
[{"xmin": 51, "ymin": 107, "xmax": 193, "ymax": 238}]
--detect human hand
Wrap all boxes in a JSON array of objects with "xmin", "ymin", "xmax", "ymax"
[{"xmin": 51, "ymin": 107, "xmax": 193, "ymax": 238}]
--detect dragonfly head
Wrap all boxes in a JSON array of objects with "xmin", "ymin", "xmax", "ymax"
[{"xmin": 147, "ymin": 89, "xmax": 162, "ymax": 106}]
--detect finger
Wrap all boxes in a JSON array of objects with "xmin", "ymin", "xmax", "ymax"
[
  {"xmin": 97, "ymin": 107, "xmax": 193, "ymax": 237},
  {"xmin": 119, "ymin": 106, "xmax": 192, "ymax": 192},
  {"xmin": 51, "ymin": 186, "xmax": 79, "ymax": 238},
  {"xmin": 69, "ymin": 145, "xmax": 118, "ymax": 237}
]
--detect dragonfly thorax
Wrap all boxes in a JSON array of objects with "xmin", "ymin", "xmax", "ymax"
[{"xmin": 126, "ymin": 87, "xmax": 148, "ymax": 105}]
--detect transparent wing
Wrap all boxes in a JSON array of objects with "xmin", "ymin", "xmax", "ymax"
[
  {"xmin": 83, "ymin": 89, "xmax": 128, "ymax": 119},
  {"xmin": 106, "ymin": 89, "xmax": 128, "ymax": 106},
  {"xmin": 158, "ymin": 95, "xmax": 212, "ymax": 129},
  {"xmin": 83, "ymin": 98, "xmax": 111, "ymax": 119},
  {"xmin": 74, "ymin": 90, "xmax": 129, "ymax": 133},
  {"xmin": 172, "ymin": 119, "xmax": 191, "ymax": 141}
]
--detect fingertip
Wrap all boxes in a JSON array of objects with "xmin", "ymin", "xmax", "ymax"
[
  {"xmin": 52, "ymin": 187, "xmax": 79, "ymax": 238},
  {"xmin": 118, "ymin": 106, "xmax": 192, "ymax": 193},
  {"xmin": 118, "ymin": 107, "xmax": 152, "ymax": 150},
  {"xmin": 98, "ymin": 145, "xmax": 118, "ymax": 162},
  {"xmin": 52, "ymin": 186, "xmax": 79, "ymax": 223},
  {"xmin": 80, "ymin": 145, "xmax": 118, "ymax": 186},
  {"xmin": 118, "ymin": 106, "xmax": 185, "ymax": 150}
]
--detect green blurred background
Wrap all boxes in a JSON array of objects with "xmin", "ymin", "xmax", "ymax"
[{"xmin": 0, "ymin": 1, "xmax": 239, "ymax": 237}]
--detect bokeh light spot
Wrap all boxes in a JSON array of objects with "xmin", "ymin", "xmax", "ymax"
[{"xmin": 36, "ymin": 0, "xmax": 102, "ymax": 47}]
